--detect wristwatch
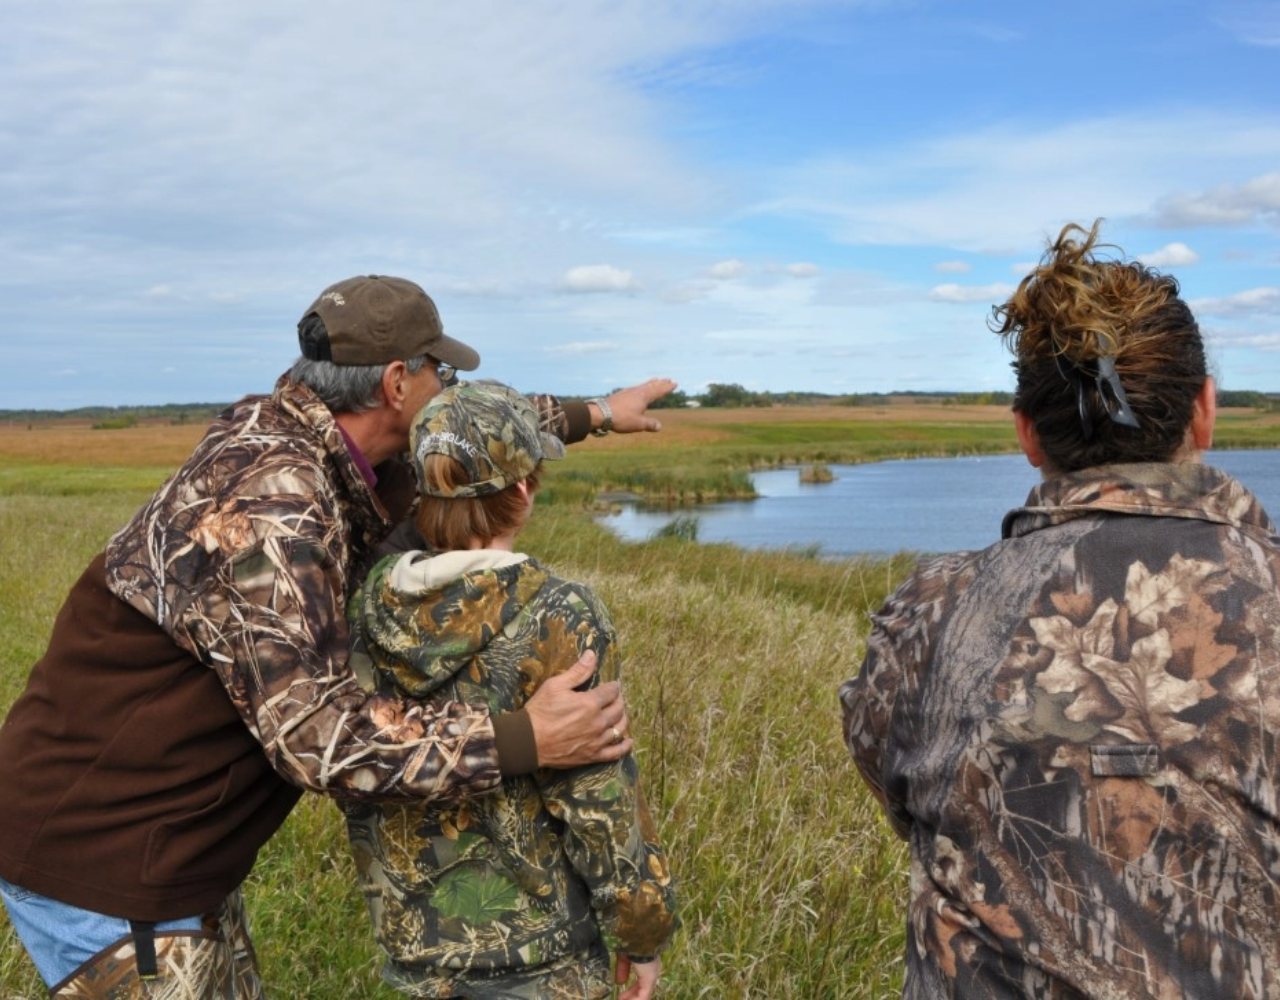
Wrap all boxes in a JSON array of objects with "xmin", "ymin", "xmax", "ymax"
[{"xmin": 588, "ymin": 397, "xmax": 613, "ymax": 437}]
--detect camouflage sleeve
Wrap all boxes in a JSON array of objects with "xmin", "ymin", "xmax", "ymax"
[
  {"xmin": 189, "ymin": 535, "xmax": 502, "ymax": 803},
  {"xmin": 840, "ymin": 553, "xmax": 976, "ymax": 839},
  {"xmin": 528, "ymin": 392, "xmax": 570, "ymax": 441},
  {"xmin": 527, "ymin": 392, "xmax": 592, "ymax": 445},
  {"xmin": 535, "ymin": 591, "xmax": 678, "ymax": 960}
]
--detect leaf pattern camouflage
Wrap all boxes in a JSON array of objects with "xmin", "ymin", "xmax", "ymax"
[
  {"xmin": 345, "ymin": 550, "xmax": 676, "ymax": 998},
  {"xmin": 841, "ymin": 463, "xmax": 1280, "ymax": 999},
  {"xmin": 410, "ymin": 381, "xmax": 564, "ymax": 499},
  {"xmin": 52, "ymin": 891, "xmax": 261, "ymax": 1000}
]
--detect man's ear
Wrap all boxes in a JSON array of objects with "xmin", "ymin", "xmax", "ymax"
[
  {"xmin": 380, "ymin": 361, "xmax": 408, "ymax": 412},
  {"xmin": 1014, "ymin": 410, "xmax": 1046, "ymax": 469},
  {"xmin": 1189, "ymin": 375, "xmax": 1216, "ymax": 453}
]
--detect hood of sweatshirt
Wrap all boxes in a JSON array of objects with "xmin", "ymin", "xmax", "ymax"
[{"xmin": 351, "ymin": 549, "xmax": 549, "ymax": 698}]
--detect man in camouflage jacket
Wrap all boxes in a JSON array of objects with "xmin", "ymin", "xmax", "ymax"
[
  {"xmin": 0, "ymin": 276, "xmax": 672, "ymax": 998},
  {"xmin": 842, "ymin": 462, "xmax": 1280, "ymax": 999}
]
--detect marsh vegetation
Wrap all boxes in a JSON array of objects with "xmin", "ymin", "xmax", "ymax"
[{"xmin": 4, "ymin": 402, "xmax": 1279, "ymax": 997}]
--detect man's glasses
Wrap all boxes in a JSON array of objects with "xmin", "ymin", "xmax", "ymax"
[{"xmin": 433, "ymin": 361, "xmax": 458, "ymax": 387}]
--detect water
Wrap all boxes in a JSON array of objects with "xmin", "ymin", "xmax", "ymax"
[{"xmin": 600, "ymin": 450, "xmax": 1280, "ymax": 557}]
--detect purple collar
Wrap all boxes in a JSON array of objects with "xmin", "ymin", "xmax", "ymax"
[{"xmin": 337, "ymin": 424, "xmax": 378, "ymax": 488}]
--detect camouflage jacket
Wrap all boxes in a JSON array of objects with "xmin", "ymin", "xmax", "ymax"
[
  {"xmin": 104, "ymin": 376, "xmax": 563, "ymax": 802},
  {"xmin": 842, "ymin": 463, "xmax": 1280, "ymax": 999},
  {"xmin": 345, "ymin": 549, "xmax": 677, "ymax": 995}
]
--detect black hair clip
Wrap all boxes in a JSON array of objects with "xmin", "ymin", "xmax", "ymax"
[{"xmin": 1054, "ymin": 352, "xmax": 1140, "ymax": 440}]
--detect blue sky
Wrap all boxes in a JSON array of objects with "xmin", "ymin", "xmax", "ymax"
[{"xmin": 2, "ymin": 0, "xmax": 1278, "ymax": 408}]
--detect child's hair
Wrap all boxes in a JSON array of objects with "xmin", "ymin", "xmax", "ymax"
[
  {"xmin": 990, "ymin": 220, "xmax": 1207, "ymax": 472},
  {"xmin": 414, "ymin": 454, "xmax": 543, "ymax": 551}
]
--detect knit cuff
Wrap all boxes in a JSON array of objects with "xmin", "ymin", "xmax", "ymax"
[{"xmin": 493, "ymin": 709, "xmax": 539, "ymax": 776}]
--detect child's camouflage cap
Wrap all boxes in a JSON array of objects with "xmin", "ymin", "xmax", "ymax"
[{"xmin": 410, "ymin": 380, "xmax": 565, "ymax": 498}]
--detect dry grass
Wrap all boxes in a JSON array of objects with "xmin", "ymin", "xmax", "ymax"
[
  {"xmin": 5, "ymin": 403, "xmax": 1278, "ymax": 997},
  {"xmin": 0, "ymin": 417, "xmax": 920, "ymax": 999},
  {"xmin": 0, "ymin": 420, "xmax": 205, "ymax": 467}
]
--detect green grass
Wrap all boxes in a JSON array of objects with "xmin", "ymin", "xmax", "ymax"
[
  {"xmin": 4, "ymin": 402, "xmax": 1280, "ymax": 996},
  {"xmin": 0, "ymin": 457, "xmax": 914, "ymax": 999}
]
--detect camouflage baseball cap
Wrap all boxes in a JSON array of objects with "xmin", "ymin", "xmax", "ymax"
[
  {"xmin": 298, "ymin": 275, "xmax": 481, "ymax": 369},
  {"xmin": 410, "ymin": 380, "xmax": 566, "ymax": 498}
]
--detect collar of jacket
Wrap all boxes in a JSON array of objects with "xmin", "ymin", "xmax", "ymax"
[
  {"xmin": 273, "ymin": 375, "xmax": 412, "ymax": 549},
  {"xmin": 1002, "ymin": 461, "xmax": 1278, "ymax": 542}
]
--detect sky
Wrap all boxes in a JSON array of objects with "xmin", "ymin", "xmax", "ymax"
[{"xmin": 2, "ymin": 0, "xmax": 1278, "ymax": 409}]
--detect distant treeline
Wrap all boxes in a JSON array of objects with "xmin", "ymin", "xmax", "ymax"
[
  {"xmin": 643, "ymin": 384, "xmax": 1280, "ymax": 410},
  {"xmin": 6, "ymin": 387, "xmax": 1280, "ymax": 422},
  {"xmin": 0, "ymin": 403, "xmax": 228, "ymax": 426},
  {"xmin": 634, "ymin": 384, "xmax": 1019, "ymax": 409}
]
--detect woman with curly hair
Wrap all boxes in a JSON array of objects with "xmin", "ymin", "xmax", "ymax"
[{"xmin": 842, "ymin": 221, "xmax": 1280, "ymax": 998}]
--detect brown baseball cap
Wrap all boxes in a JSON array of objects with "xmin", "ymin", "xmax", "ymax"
[{"xmin": 298, "ymin": 275, "xmax": 481, "ymax": 369}]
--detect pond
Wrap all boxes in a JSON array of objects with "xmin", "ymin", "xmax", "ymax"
[{"xmin": 599, "ymin": 450, "xmax": 1280, "ymax": 558}]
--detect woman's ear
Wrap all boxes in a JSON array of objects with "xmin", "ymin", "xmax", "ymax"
[
  {"xmin": 1014, "ymin": 410, "xmax": 1047, "ymax": 469},
  {"xmin": 1189, "ymin": 376, "xmax": 1216, "ymax": 453}
]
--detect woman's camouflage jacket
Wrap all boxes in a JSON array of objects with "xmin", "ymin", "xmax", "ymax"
[
  {"xmin": 345, "ymin": 549, "xmax": 676, "ymax": 997},
  {"xmin": 842, "ymin": 462, "xmax": 1280, "ymax": 999}
]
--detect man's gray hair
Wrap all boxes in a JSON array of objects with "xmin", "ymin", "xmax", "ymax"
[{"xmin": 289, "ymin": 354, "xmax": 430, "ymax": 414}]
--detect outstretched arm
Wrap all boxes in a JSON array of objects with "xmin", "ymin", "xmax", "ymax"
[{"xmin": 530, "ymin": 378, "xmax": 678, "ymax": 445}]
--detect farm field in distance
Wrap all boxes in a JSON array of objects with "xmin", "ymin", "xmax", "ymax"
[{"xmin": 3, "ymin": 400, "xmax": 1279, "ymax": 997}]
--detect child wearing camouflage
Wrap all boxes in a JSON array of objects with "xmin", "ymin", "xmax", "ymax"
[{"xmin": 344, "ymin": 381, "xmax": 676, "ymax": 1000}]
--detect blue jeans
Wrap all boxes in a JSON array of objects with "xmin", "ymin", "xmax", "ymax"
[{"xmin": 0, "ymin": 875, "xmax": 202, "ymax": 987}]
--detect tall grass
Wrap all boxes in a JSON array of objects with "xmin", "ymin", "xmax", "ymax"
[
  {"xmin": 0, "ymin": 454, "xmax": 915, "ymax": 998},
  {"xmin": 8, "ymin": 402, "xmax": 1274, "ymax": 997}
]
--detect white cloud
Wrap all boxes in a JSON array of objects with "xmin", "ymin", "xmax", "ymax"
[
  {"xmin": 1215, "ymin": 5, "xmax": 1280, "ymax": 48},
  {"xmin": 1192, "ymin": 287, "xmax": 1280, "ymax": 317},
  {"xmin": 53, "ymin": 368, "xmax": 78, "ymax": 376},
  {"xmin": 660, "ymin": 283, "xmax": 708, "ymax": 304},
  {"xmin": 934, "ymin": 260, "xmax": 971, "ymax": 274},
  {"xmin": 1206, "ymin": 328, "xmax": 1280, "ymax": 352},
  {"xmin": 1137, "ymin": 242, "xmax": 1200, "ymax": 267},
  {"xmin": 784, "ymin": 262, "xmax": 820, "ymax": 278},
  {"xmin": 144, "ymin": 285, "xmax": 172, "ymax": 299},
  {"xmin": 559, "ymin": 264, "xmax": 641, "ymax": 294},
  {"xmin": 763, "ymin": 117, "xmax": 1280, "ymax": 251},
  {"xmin": 1146, "ymin": 173, "xmax": 1280, "ymax": 228},
  {"xmin": 543, "ymin": 340, "xmax": 621, "ymax": 355},
  {"xmin": 707, "ymin": 258, "xmax": 749, "ymax": 280},
  {"xmin": 928, "ymin": 282, "xmax": 1015, "ymax": 304}
]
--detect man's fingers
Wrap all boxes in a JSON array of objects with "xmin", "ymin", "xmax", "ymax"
[
  {"xmin": 591, "ymin": 678, "xmax": 622, "ymax": 708},
  {"xmin": 638, "ymin": 377, "xmax": 676, "ymax": 403},
  {"xmin": 600, "ymin": 703, "xmax": 628, "ymax": 736},
  {"xmin": 593, "ymin": 736, "xmax": 633, "ymax": 762}
]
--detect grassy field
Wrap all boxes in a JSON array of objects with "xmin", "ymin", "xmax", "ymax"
[{"xmin": 3, "ymin": 402, "xmax": 1279, "ymax": 998}]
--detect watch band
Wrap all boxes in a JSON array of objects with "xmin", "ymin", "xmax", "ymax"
[{"xmin": 588, "ymin": 397, "xmax": 613, "ymax": 436}]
